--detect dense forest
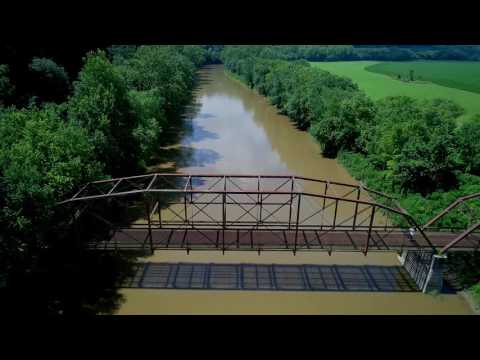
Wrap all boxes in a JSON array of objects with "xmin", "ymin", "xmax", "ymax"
[
  {"xmin": 0, "ymin": 45, "xmax": 210, "ymax": 313},
  {"xmin": 221, "ymin": 45, "xmax": 480, "ymax": 295}
]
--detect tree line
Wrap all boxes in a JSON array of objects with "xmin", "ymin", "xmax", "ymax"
[
  {"xmin": 219, "ymin": 45, "xmax": 480, "ymax": 63},
  {"xmin": 0, "ymin": 45, "xmax": 208, "ymax": 306}
]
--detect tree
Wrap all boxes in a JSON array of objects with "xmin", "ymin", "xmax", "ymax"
[
  {"xmin": 29, "ymin": 57, "xmax": 70, "ymax": 103},
  {"xmin": 336, "ymin": 93, "xmax": 376, "ymax": 153},
  {"xmin": 0, "ymin": 104, "xmax": 103, "ymax": 274},
  {"xmin": 310, "ymin": 115, "xmax": 357, "ymax": 158},
  {"xmin": 128, "ymin": 88, "xmax": 167, "ymax": 161},
  {"xmin": 68, "ymin": 50, "xmax": 140, "ymax": 176},
  {"xmin": 457, "ymin": 116, "xmax": 480, "ymax": 175},
  {"xmin": 107, "ymin": 45, "xmax": 137, "ymax": 65},
  {"xmin": 120, "ymin": 46, "xmax": 196, "ymax": 118}
]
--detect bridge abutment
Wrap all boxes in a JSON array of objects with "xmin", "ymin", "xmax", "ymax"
[{"xmin": 398, "ymin": 250, "xmax": 446, "ymax": 293}]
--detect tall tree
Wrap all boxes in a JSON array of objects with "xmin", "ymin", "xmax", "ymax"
[{"xmin": 68, "ymin": 50, "xmax": 140, "ymax": 176}]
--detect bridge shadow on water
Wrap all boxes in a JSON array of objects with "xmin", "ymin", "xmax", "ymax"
[{"xmin": 122, "ymin": 262, "xmax": 419, "ymax": 292}]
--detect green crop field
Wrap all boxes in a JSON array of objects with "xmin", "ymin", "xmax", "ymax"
[
  {"xmin": 366, "ymin": 61, "xmax": 480, "ymax": 94},
  {"xmin": 312, "ymin": 61, "xmax": 480, "ymax": 123}
]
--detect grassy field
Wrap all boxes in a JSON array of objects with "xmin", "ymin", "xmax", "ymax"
[
  {"xmin": 312, "ymin": 61, "xmax": 480, "ymax": 123},
  {"xmin": 366, "ymin": 61, "xmax": 480, "ymax": 94}
]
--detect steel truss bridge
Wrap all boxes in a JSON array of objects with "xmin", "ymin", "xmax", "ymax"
[{"xmin": 59, "ymin": 173, "xmax": 480, "ymax": 256}]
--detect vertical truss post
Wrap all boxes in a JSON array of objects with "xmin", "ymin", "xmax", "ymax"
[
  {"xmin": 365, "ymin": 206, "xmax": 376, "ymax": 256},
  {"xmin": 384, "ymin": 209, "xmax": 388, "ymax": 232},
  {"xmin": 223, "ymin": 176, "xmax": 226, "ymax": 248},
  {"xmin": 352, "ymin": 187, "xmax": 361, "ymax": 230},
  {"xmin": 257, "ymin": 176, "xmax": 262, "ymax": 228},
  {"xmin": 158, "ymin": 195, "xmax": 162, "ymax": 229},
  {"xmin": 145, "ymin": 196, "xmax": 154, "ymax": 254},
  {"xmin": 321, "ymin": 182, "xmax": 328, "ymax": 231},
  {"xmin": 288, "ymin": 176, "xmax": 295, "ymax": 230},
  {"xmin": 294, "ymin": 193, "xmax": 302, "ymax": 255},
  {"xmin": 222, "ymin": 191, "xmax": 226, "ymax": 250},
  {"xmin": 184, "ymin": 176, "xmax": 191, "ymax": 228},
  {"xmin": 333, "ymin": 199, "xmax": 339, "ymax": 229},
  {"xmin": 189, "ymin": 176, "xmax": 193, "ymax": 203},
  {"xmin": 184, "ymin": 190, "xmax": 188, "ymax": 227}
]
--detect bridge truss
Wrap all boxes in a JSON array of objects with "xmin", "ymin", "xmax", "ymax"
[{"xmin": 59, "ymin": 173, "xmax": 479, "ymax": 255}]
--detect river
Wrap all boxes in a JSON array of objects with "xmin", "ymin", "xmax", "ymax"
[{"xmin": 116, "ymin": 65, "xmax": 473, "ymax": 314}]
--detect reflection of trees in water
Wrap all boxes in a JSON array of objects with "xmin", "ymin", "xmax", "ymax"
[{"xmin": 149, "ymin": 69, "xmax": 223, "ymax": 173}]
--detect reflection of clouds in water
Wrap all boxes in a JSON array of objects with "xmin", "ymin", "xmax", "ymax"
[
  {"xmin": 182, "ymin": 121, "xmax": 220, "ymax": 144},
  {"xmin": 190, "ymin": 94, "xmax": 290, "ymax": 174}
]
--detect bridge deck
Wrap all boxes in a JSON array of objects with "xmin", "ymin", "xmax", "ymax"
[{"xmin": 87, "ymin": 228, "xmax": 480, "ymax": 252}]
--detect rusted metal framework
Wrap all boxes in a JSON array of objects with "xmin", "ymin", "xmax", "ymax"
[
  {"xmin": 422, "ymin": 193, "xmax": 480, "ymax": 254},
  {"xmin": 58, "ymin": 173, "xmax": 479, "ymax": 255}
]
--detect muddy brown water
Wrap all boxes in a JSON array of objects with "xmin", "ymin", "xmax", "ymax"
[{"xmin": 117, "ymin": 65, "xmax": 473, "ymax": 314}]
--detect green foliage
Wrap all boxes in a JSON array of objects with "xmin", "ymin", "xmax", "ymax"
[
  {"xmin": 221, "ymin": 45, "xmax": 480, "ymax": 63},
  {"xmin": 107, "ymin": 45, "xmax": 138, "ymax": 65},
  {"xmin": 128, "ymin": 88, "xmax": 167, "ymax": 161},
  {"xmin": 176, "ymin": 45, "xmax": 207, "ymax": 67},
  {"xmin": 0, "ymin": 64, "xmax": 14, "ymax": 104},
  {"xmin": 457, "ymin": 115, "xmax": 480, "ymax": 175},
  {"xmin": 29, "ymin": 58, "xmax": 70, "ymax": 103},
  {"xmin": 311, "ymin": 116, "xmax": 355, "ymax": 157},
  {"xmin": 113, "ymin": 45, "xmax": 206, "ymax": 162},
  {"xmin": 202, "ymin": 45, "xmax": 224, "ymax": 64},
  {"xmin": 0, "ymin": 44, "xmax": 207, "ymax": 312},
  {"xmin": 340, "ymin": 151, "xmax": 480, "ymax": 228},
  {"xmin": 447, "ymin": 252, "xmax": 480, "ymax": 289},
  {"xmin": 68, "ymin": 50, "xmax": 140, "ymax": 176},
  {"xmin": 119, "ymin": 46, "xmax": 197, "ymax": 118},
  {"xmin": 362, "ymin": 97, "xmax": 462, "ymax": 194},
  {"xmin": 471, "ymin": 282, "xmax": 480, "ymax": 306},
  {"xmin": 310, "ymin": 93, "xmax": 376, "ymax": 157},
  {"xmin": 0, "ymin": 105, "xmax": 103, "ymax": 266}
]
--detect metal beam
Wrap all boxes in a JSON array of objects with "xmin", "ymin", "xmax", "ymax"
[{"xmin": 440, "ymin": 223, "xmax": 480, "ymax": 254}]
